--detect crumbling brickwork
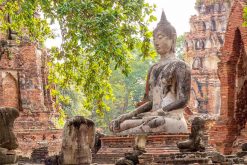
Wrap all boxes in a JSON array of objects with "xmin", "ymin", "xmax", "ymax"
[
  {"xmin": 185, "ymin": 0, "xmax": 231, "ymax": 115},
  {"xmin": 0, "ymin": 38, "xmax": 62, "ymax": 156},
  {"xmin": 210, "ymin": 0, "xmax": 247, "ymax": 154}
]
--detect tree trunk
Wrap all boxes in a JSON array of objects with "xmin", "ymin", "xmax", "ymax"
[{"xmin": 122, "ymin": 87, "xmax": 129, "ymax": 112}]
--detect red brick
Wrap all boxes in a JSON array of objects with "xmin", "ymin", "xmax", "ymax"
[
  {"xmin": 0, "ymin": 42, "xmax": 61, "ymax": 157},
  {"xmin": 210, "ymin": 0, "xmax": 247, "ymax": 154}
]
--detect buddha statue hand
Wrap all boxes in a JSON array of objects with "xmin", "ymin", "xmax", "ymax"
[
  {"xmin": 109, "ymin": 113, "xmax": 132, "ymax": 133},
  {"xmin": 156, "ymin": 109, "xmax": 168, "ymax": 116},
  {"xmin": 137, "ymin": 109, "xmax": 167, "ymax": 118},
  {"xmin": 109, "ymin": 119, "xmax": 120, "ymax": 132}
]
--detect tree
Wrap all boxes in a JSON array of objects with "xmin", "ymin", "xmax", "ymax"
[
  {"xmin": 243, "ymin": 7, "xmax": 247, "ymax": 27},
  {"xmin": 176, "ymin": 34, "xmax": 185, "ymax": 61},
  {"xmin": 0, "ymin": 0, "xmax": 156, "ymax": 114},
  {"xmin": 93, "ymin": 50, "xmax": 157, "ymax": 132}
]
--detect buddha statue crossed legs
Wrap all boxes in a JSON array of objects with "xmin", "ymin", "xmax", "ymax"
[{"xmin": 109, "ymin": 11, "xmax": 191, "ymax": 135}]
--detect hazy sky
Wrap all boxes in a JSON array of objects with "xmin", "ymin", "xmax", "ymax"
[
  {"xmin": 45, "ymin": 0, "xmax": 197, "ymax": 48},
  {"xmin": 148, "ymin": 0, "xmax": 197, "ymax": 35}
]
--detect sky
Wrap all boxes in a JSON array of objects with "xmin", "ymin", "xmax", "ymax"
[
  {"xmin": 147, "ymin": 0, "xmax": 197, "ymax": 35},
  {"xmin": 45, "ymin": 0, "xmax": 197, "ymax": 48}
]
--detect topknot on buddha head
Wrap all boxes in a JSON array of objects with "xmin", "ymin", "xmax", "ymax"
[{"xmin": 153, "ymin": 11, "xmax": 177, "ymax": 53}]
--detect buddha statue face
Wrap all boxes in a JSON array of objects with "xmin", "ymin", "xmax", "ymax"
[
  {"xmin": 153, "ymin": 30, "xmax": 173, "ymax": 55},
  {"xmin": 153, "ymin": 11, "xmax": 176, "ymax": 56}
]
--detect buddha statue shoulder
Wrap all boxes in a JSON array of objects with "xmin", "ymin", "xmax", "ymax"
[{"xmin": 109, "ymin": 11, "xmax": 191, "ymax": 135}]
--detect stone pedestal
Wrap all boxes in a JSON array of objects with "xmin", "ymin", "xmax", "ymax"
[
  {"xmin": 15, "ymin": 129, "xmax": 62, "ymax": 157},
  {"xmin": 93, "ymin": 133, "xmax": 214, "ymax": 164}
]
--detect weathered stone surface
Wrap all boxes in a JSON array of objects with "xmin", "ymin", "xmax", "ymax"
[
  {"xmin": 115, "ymin": 135, "xmax": 147, "ymax": 165},
  {"xmin": 177, "ymin": 117, "xmax": 206, "ymax": 152},
  {"xmin": 185, "ymin": 0, "xmax": 231, "ymax": 115},
  {"xmin": 139, "ymin": 152, "xmax": 210, "ymax": 165},
  {"xmin": 0, "ymin": 107, "xmax": 19, "ymax": 150},
  {"xmin": 0, "ymin": 148, "xmax": 19, "ymax": 164},
  {"xmin": 45, "ymin": 154, "xmax": 62, "ymax": 165},
  {"xmin": 115, "ymin": 149, "xmax": 144, "ymax": 165},
  {"xmin": 31, "ymin": 147, "xmax": 49, "ymax": 163},
  {"xmin": 138, "ymin": 151, "xmax": 247, "ymax": 165},
  {"xmin": 236, "ymin": 151, "xmax": 247, "ymax": 158},
  {"xmin": 109, "ymin": 11, "xmax": 191, "ymax": 135},
  {"xmin": 115, "ymin": 158, "xmax": 134, "ymax": 165},
  {"xmin": 61, "ymin": 116, "xmax": 95, "ymax": 165},
  {"xmin": 92, "ymin": 131, "xmax": 105, "ymax": 154},
  {"xmin": 0, "ymin": 107, "xmax": 19, "ymax": 164},
  {"xmin": 207, "ymin": 151, "xmax": 225, "ymax": 163}
]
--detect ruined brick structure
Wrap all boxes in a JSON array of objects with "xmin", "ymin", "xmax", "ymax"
[
  {"xmin": 210, "ymin": 0, "xmax": 247, "ymax": 154},
  {"xmin": 0, "ymin": 34, "xmax": 62, "ymax": 156},
  {"xmin": 185, "ymin": 0, "xmax": 231, "ymax": 115}
]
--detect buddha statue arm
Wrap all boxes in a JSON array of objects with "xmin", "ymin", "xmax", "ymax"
[
  {"xmin": 162, "ymin": 64, "xmax": 191, "ymax": 112},
  {"xmin": 109, "ymin": 101, "xmax": 152, "ymax": 132},
  {"xmin": 118, "ymin": 101, "xmax": 153, "ymax": 121}
]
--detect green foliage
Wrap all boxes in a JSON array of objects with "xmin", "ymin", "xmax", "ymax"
[
  {"xmin": 176, "ymin": 34, "xmax": 185, "ymax": 61},
  {"xmin": 93, "ymin": 50, "xmax": 157, "ymax": 132},
  {"xmin": 0, "ymin": 0, "xmax": 156, "ymax": 115},
  {"xmin": 51, "ymin": 109, "xmax": 66, "ymax": 128},
  {"xmin": 59, "ymin": 87, "xmax": 91, "ymax": 117},
  {"xmin": 0, "ymin": 0, "xmax": 53, "ymax": 42},
  {"xmin": 243, "ymin": 7, "xmax": 247, "ymax": 27}
]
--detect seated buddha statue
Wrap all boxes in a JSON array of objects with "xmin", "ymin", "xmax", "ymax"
[{"xmin": 109, "ymin": 11, "xmax": 191, "ymax": 135}]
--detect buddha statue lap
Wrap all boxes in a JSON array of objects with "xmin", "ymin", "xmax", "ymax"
[{"xmin": 109, "ymin": 11, "xmax": 191, "ymax": 135}]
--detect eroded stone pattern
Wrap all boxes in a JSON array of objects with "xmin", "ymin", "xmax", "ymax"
[
  {"xmin": 61, "ymin": 116, "xmax": 95, "ymax": 165},
  {"xmin": 0, "ymin": 107, "xmax": 19, "ymax": 164},
  {"xmin": 0, "ymin": 107, "xmax": 19, "ymax": 150},
  {"xmin": 185, "ymin": 0, "xmax": 231, "ymax": 115},
  {"xmin": 177, "ymin": 117, "xmax": 206, "ymax": 152},
  {"xmin": 0, "ymin": 37, "xmax": 62, "ymax": 156}
]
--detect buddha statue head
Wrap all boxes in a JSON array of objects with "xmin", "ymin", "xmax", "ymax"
[{"xmin": 153, "ymin": 11, "xmax": 177, "ymax": 55}]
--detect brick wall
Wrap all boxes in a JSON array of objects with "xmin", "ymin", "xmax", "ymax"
[
  {"xmin": 209, "ymin": 0, "xmax": 247, "ymax": 154},
  {"xmin": 0, "ymin": 41, "xmax": 62, "ymax": 156}
]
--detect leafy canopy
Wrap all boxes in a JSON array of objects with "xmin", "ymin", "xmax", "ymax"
[
  {"xmin": 176, "ymin": 34, "xmax": 185, "ymax": 61},
  {"xmin": 0, "ymin": 0, "xmax": 156, "ymax": 114}
]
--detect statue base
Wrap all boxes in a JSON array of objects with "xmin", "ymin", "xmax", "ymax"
[
  {"xmin": 93, "ymin": 133, "xmax": 214, "ymax": 164},
  {"xmin": 0, "ymin": 148, "xmax": 18, "ymax": 164}
]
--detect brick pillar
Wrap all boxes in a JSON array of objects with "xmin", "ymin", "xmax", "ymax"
[{"xmin": 209, "ymin": 60, "xmax": 239, "ymax": 154}]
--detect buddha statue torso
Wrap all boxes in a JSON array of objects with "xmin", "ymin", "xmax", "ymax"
[{"xmin": 150, "ymin": 58, "xmax": 181, "ymax": 111}]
